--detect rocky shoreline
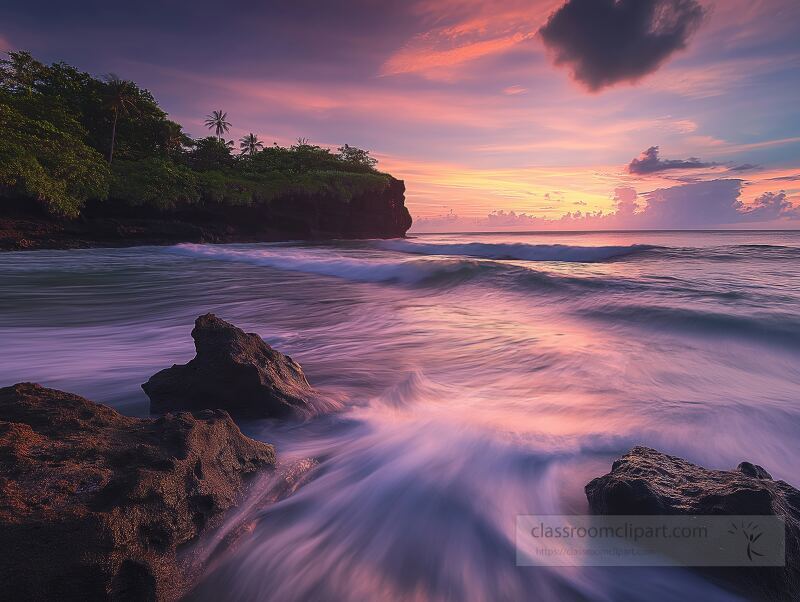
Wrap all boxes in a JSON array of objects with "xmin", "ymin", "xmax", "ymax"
[
  {"xmin": 1, "ymin": 315, "xmax": 797, "ymax": 600},
  {"xmin": 587, "ymin": 447, "xmax": 800, "ymax": 600},
  {"xmin": 0, "ymin": 383, "xmax": 274, "ymax": 601},
  {"xmin": 0, "ymin": 178, "xmax": 412, "ymax": 251},
  {"xmin": 0, "ymin": 315, "xmax": 328, "ymax": 600}
]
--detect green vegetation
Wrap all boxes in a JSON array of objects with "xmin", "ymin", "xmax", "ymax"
[{"xmin": 0, "ymin": 51, "xmax": 389, "ymax": 217}]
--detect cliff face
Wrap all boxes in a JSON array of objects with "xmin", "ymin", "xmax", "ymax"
[
  {"xmin": 274, "ymin": 177, "xmax": 412, "ymax": 239},
  {"xmin": 0, "ymin": 177, "xmax": 412, "ymax": 250}
]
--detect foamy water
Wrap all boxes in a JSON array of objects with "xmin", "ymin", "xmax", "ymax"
[{"xmin": 2, "ymin": 230, "xmax": 799, "ymax": 601}]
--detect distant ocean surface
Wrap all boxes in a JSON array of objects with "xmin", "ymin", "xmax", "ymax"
[{"xmin": 2, "ymin": 230, "xmax": 799, "ymax": 601}]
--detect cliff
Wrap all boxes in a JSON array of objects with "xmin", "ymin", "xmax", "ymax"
[{"xmin": 0, "ymin": 177, "xmax": 412, "ymax": 251}]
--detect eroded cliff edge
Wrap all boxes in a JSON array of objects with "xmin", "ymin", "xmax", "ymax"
[{"xmin": 0, "ymin": 177, "xmax": 412, "ymax": 251}]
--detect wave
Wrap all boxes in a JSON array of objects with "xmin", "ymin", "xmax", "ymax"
[
  {"xmin": 189, "ymin": 414, "xmax": 738, "ymax": 602},
  {"xmin": 652, "ymin": 243, "xmax": 800, "ymax": 262},
  {"xmin": 166, "ymin": 244, "xmax": 769, "ymax": 303},
  {"xmin": 585, "ymin": 304, "xmax": 800, "ymax": 351},
  {"xmin": 376, "ymin": 240, "xmax": 658, "ymax": 262},
  {"xmin": 169, "ymin": 243, "xmax": 662, "ymax": 296},
  {"xmin": 168, "ymin": 243, "xmax": 493, "ymax": 285}
]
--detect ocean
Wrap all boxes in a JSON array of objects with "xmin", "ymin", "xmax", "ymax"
[{"xmin": 1, "ymin": 230, "xmax": 799, "ymax": 601}]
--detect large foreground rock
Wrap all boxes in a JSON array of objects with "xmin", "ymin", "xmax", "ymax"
[
  {"xmin": 143, "ymin": 314, "xmax": 324, "ymax": 419},
  {"xmin": 0, "ymin": 383, "xmax": 275, "ymax": 601},
  {"xmin": 586, "ymin": 446, "xmax": 800, "ymax": 600}
]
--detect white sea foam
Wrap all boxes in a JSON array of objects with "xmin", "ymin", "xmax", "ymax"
[{"xmin": 169, "ymin": 243, "xmax": 486, "ymax": 284}]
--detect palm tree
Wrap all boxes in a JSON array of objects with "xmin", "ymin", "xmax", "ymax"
[
  {"xmin": 239, "ymin": 133, "xmax": 264, "ymax": 157},
  {"xmin": 204, "ymin": 110, "xmax": 231, "ymax": 141},
  {"xmin": 104, "ymin": 74, "xmax": 138, "ymax": 164}
]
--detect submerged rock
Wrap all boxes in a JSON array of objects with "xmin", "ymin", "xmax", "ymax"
[
  {"xmin": 143, "ymin": 314, "xmax": 322, "ymax": 419},
  {"xmin": 0, "ymin": 382, "xmax": 274, "ymax": 601},
  {"xmin": 586, "ymin": 446, "xmax": 800, "ymax": 600}
]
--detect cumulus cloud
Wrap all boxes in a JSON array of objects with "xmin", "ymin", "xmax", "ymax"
[
  {"xmin": 539, "ymin": 0, "xmax": 706, "ymax": 91},
  {"xmin": 412, "ymin": 180, "xmax": 800, "ymax": 232},
  {"xmin": 741, "ymin": 191, "xmax": 800, "ymax": 221},
  {"xmin": 627, "ymin": 146, "xmax": 715, "ymax": 174},
  {"xmin": 637, "ymin": 179, "xmax": 743, "ymax": 227},
  {"xmin": 614, "ymin": 187, "xmax": 639, "ymax": 215}
]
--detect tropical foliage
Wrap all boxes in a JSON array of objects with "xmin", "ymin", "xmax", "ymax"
[
  {"xmin": 110, "ymin": 158, "xmax": 199, "ymax": 209},
  {"xmin": 0, "ymin": 51, "xmax": 388, "ymax": 217},
  {"xmin": 0, "ymin": 93, "xmax": 109, "ymax": 217}
]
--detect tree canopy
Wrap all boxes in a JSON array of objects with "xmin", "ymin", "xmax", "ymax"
[{"xmin": 0, "ymin": 51, "xmax": 388, "ymax": 217}]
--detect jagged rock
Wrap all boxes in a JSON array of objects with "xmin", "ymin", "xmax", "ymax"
[
  {"xmin": 0, "ymin": 383, "xmax": 275, "ymax": 601},
  {"xmin": 143, "ymin": 314, "xmax": 324, "ymax": 419},
  {"xmin": 586, "ymin": 446, "xmax": 800, "ymax": 600}
]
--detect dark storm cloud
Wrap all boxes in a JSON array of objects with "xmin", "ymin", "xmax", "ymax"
[
  {"xmin": 627, "ymin": 146, "xmax": 715, "ymax": 175},
  {"xmin": 539, "ymin": 0, "xmax": 706, "ymax": 91}
]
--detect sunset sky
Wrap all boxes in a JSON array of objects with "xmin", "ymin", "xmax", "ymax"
[{"xmin": 2, "ymin": 0, "xmax": 799, "ymax": 229}]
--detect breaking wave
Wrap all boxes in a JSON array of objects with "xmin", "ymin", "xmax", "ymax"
[
  {"xmin": 166, "ymin": 243, "xmax": 796, "ymax": 307},
  {"xmin": 169, "ymin": 244, "xmax": 492, "ymax": 285},
  {"xmin": 375, "ymin": 240, "xmax": 658, "ymax": 262}
]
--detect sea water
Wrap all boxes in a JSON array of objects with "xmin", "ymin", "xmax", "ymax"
[{"xmin": 2, "ymin": 230, "xmax": 798, "ymax": 600}]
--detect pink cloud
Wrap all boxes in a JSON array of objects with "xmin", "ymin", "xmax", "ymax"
[
  {"xmin": 381, "ymin": 32, "xmax": 533, "ymax": 79},
  {"xmin": 379, "ymin": 0, "xmax": 558, "ymax": 80},
  {"xmin": 503, "ymin": 85, "xmax": 527, "ymax": 95}
]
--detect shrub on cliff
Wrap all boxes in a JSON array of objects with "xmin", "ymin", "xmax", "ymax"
[
  {"xmin": 289, "ymin": 170, "xmax": 393, "ymax": 202},
  {"xmin": 196, "ymin": 170, "xmax": 288, "ymax": 206},
  {"xmin": 110, "ymin": 158, "xmax": 199, "ymax": 209},
  {"xmin": 188, "ymin": 137, "xmax": 236, "ymax": 171},
  {"xmin": 337, "ymin": 144, "xmax": 378, "ymax": 172},
  {"xmin": 246, "ymin": 141, "xmax": 380, "ymax": 175}
]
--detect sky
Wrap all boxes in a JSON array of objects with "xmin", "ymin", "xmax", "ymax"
[{"xmin": 2, "ymin": 0, "xmax": 799, "ymax": 230}]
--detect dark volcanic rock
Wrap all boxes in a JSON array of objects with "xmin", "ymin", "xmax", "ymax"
[
  {"xmin": 143, "ymin": 314, "xmax": 324, "ymax": 419},
  {"xmin": 0, "ymin": 383, "xmax": 275, "ymax": 601},
  {"xmin": 586, "ymin": 446, "xmax": 800, "ymax": 600}
]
